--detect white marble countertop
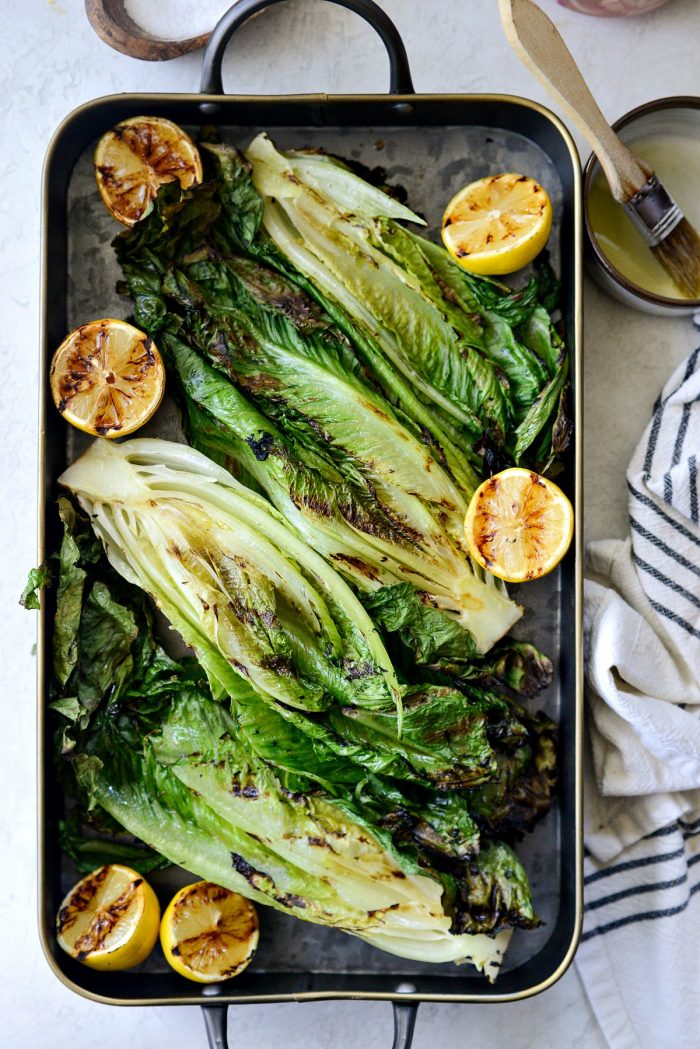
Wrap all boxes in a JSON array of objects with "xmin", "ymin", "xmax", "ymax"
[{"xmin": 2, "ymin": 1, "xmax": 699, "ymax": 1046}]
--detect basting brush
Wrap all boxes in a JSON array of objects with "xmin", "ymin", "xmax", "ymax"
[{"xmin": 499, "ymin": 0, "xmax": 700, "ymax": 299}]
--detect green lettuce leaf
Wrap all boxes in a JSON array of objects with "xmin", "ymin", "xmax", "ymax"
[
  {"xmin": 20, "ymin": 563, "xmax": 53, "ymax": 610},
  {"xmin": 42, "ymin": 490, "xmax": 550, "ymax": 973},
  {"xmin": 244, "ymin": 134, "xmax": 570, "ymax": 468},
  {"xmin": 456, "ymin": 639, "xmax": 554, "ymax": 697},
  {"xmin": 163, "ymin": 335, "xmax": 521, "ymax": 655},
  {"xmin": 469, "ymin": 701, "xmax": 558, "ymax": 837},
  {"xmin": 78, "ymin": 707, "xmax": 513, "ymax": 969},
  {"xmin": 247, "ymin": 134, "xmax": 509, "ymax": 442},
  {"xmin": 113, "ymin": 167, "xmax": 523, "ymax": 655},
  {"xmin": 58, "ymin": 810, "xmax": 169, "ymax": 876},
  {"xmin": 360, "ymin": 583, "xmax": 478, "ymax": 666},
  {"xmin": 454, "ymin": 841, "xmax": 540, "ymax": 934}
]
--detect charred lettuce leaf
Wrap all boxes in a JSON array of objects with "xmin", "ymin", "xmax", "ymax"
[
  {"xmin": 40, "ymin": 484, "xmax": 551, "ymax": 972},
  {"xmin": 60, "ymin": 439, "xmax": 523, "ymax": 790},
  {"xmin": 360, "ymin": 583, "xmax": 478, "ymax": 667},
  {"xmin": 457, "ymin": 639, "xmax": 554, "ymax": 698},
  {"xmin": 78, "ymin": 691, "xmax": 514, "ymax": 970},
  {"xmin": 114, "ymin": 194, "xmax": 523, "ymax": 655},
  {"xmin": 45, "ymin": 497, "xmax": 168, "ymax": 751},
  {"xmin": 43, "ymin": 497, "xmax": 189, "ymax": 869},
  {"xmin": 455, "ymin": 841, "xmax": 540, "ymax": 934},
  {"xmin": 469, "ymin": 701, "xmax": 558, "ymax": 838},
  {"xmin": 244, "ymin": 134, "xmax": 570, "ymax": 471}
]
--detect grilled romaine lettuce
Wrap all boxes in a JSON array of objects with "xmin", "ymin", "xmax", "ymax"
[
  {"xmin": 113, "ymin": 160, "xmax": 523, "ymax": 656},
  {"xmin": 59, "ymin": 438, "xmax": 526, "ymax": 788},
  {"xmin": 79, "ymin": 693, "xmax": 519, "ymax": 970},
  {"xmin": 40, "ymin": 496, "xmax": 547, "ymax": 975},
  {"xmin": 244, "ymin": 133, "xmax": 569, "ymax": 469}
]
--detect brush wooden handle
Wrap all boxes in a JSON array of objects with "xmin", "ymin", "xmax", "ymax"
[{"xmin": 499, "ymin": 0, "xmax": 650, "ymax": 201}]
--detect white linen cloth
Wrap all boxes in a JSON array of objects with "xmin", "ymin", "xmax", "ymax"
[{"xmin": 574, "ymin": 347, "xmax": 700, "ymax": 1049}]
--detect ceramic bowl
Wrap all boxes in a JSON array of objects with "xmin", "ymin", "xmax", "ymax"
[
  {"xmin": 559, "ymin": 0, "xmax": 674, "ymax": 15},
  {"xmin": 583, "ymin": 96, "xmax": 700, "ymax": 316}
]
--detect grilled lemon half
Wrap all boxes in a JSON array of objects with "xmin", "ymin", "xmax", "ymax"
[
  {"xmin": 441, "ymin": 173, "xmax": 552, "ymax": 275},
  {"xmin": 160, "ymin": 881, "xmax": 259, "ymax": 983},
  {"xmin": 50, "ymin": 318, "xmax": 165, "ymax": 438},
  {"xmin": 56, "ymin": 864, "xmax": 160, "ymax": 971},
  {"xmin": 94, "ymin": 115, "xmax": 203, "ymax": 226},
  {"xmin": 465, "ymin": 467, "xmax": 573, "ymax": 583}
]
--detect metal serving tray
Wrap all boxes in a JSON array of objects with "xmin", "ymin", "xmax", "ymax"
[{"xmin": 37, "ymin": 1, "xmax": 583, "ymax": 1044}]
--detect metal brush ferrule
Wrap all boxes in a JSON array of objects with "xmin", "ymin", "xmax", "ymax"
[{"xmin": 624, "ymin": 174, "xmax": 684, "ymax": 247}]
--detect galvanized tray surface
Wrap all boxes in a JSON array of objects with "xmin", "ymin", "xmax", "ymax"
[{"xmin": 40, "ymin": 93, "xmax": 582, "ymax": 1008}]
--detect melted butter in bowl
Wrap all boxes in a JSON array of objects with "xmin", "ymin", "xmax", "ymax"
[{"xmin": 584, "ymin": 99, "xmax": 700, "ymax": 314}]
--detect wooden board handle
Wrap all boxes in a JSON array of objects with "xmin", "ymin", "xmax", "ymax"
[
  {"xmin": 85, "ymin": 0, "xmax": 211, "ymax": 60},
  {"xmin": 498, "ymin": 0, "xmax": 650, "ymax": 201}
]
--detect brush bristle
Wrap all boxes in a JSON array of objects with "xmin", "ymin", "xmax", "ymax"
[{"xmin": 652, "ymin": 217, "xmax": 700, "ymax": 299}]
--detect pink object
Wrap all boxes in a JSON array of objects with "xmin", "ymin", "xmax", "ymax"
[{"xmin": 557, "ymin": 0, "xmax": 673, "ymax": 14}]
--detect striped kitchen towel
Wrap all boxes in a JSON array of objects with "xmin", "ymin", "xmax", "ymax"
[{"xmin": 574, "ymin": 347, "xmax": 700, "ymax": 1049}]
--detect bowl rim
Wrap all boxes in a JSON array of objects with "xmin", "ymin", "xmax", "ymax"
[{"xmin": 583, "ymin": 94, "xmax": 700, "ymax": 308}]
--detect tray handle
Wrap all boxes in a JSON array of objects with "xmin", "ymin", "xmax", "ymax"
[
  {"xmin": 200, "ymin": 0, "xmax": 415, "ymax": 96},
  {"xmin": 392, "ymin": 1001, "xmax": 419, "ymax": 1049},
  {"xmin": 200, "ymin": 1000, "xmax": 418, "ymax": 1049},
  {"xmin": 202, "ymin": 1004, "xmax": 229, "ymax": 1049}
]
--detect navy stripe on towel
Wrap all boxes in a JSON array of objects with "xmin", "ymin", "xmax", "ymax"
[
  {"xmin": 643, "ymin": 818, "xmax": 700, "ymax": 841},
  {"xmin": 629, "ymin": 516, "xmax": 700, "ymax": 575},
  {"xmin": 584, "ymin": 872, "xmax": 689, "ymax": 913},
  {"xmin": 633, "ymin": 553, "xmax": 700, "ymax": 611},
  {"xmin": 641, "ymin": 346, "xmax": 700, "ymax": 477},
  {"xmin": 671, "ymin": 403, "xmax": 691, "ymax": 467},
  {"xmin": 581, "ymin": 881, "xmax": 700, "ymax": 942},
  {"xmin": 647, "ymin": 598, "xmax": 700, "ymax": 641},
  {"xmin": 584, "ymin": 848, "xmax": 686, "ymax": 886},
  {"xmin": 628, "ymin": 482, "xmax": 700, "ymax": 550}
]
